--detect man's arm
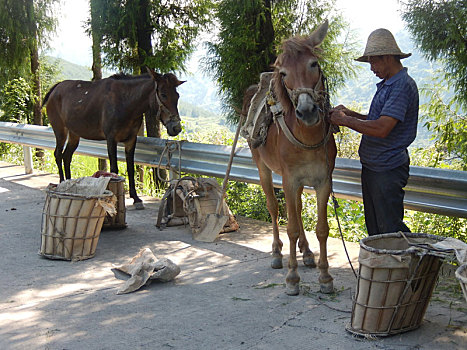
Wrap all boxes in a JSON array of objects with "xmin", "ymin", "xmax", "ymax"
[
  {"xmin": 330, "ymin": 110, "xmax": 398, "ymax": 138},
  {"xmin": 332, "ymin": 105, "xmax": 367, "ymax": 120}
]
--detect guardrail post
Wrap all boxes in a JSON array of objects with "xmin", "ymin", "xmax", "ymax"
[{"xmin": 23, "ymin": 146, "xmax": 33, "ymax": 174}]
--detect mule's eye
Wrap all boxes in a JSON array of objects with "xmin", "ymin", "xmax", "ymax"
[
  {"xmin": 160, "ymin": 93, "xmax": 167, "ymax": 99},
  {"xmin": 279, "ymin": 70, "xmax": 287, "ymax": 77},
  {"xmin": 310, "ymin": 61, "xmax": 318, "ymax": 69}
]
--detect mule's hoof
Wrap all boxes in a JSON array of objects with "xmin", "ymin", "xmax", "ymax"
[
  {"xmin": 271, "ymin": 257, "xmax": 283, "ymax": 269},
  {"xmin": 303, "ymin": 255, "xmax": 316, "ymax": 268},
  {"xmin": 320, "ymin": 281, "xmax": 334, "ymax": 294},
  {"xmin": 285, "ymin": 283, "xmax": 300, "ymax": 296},
  {"xmin": 134, "ymin": 202, "xmax": 145, "ymax": 210}
]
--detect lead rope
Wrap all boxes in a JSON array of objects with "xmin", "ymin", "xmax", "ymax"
[
  {"xmin": 156, "ymin": 140, "xmax": 184, "ymax": 183},
  {"xmin": 322, "ymin": 75, "xmax": 357, "ymax": 279}
]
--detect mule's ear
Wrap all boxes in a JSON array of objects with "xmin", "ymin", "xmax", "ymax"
[
  {"xmin": 309, "ymin": 19, "xmax": 329, "ymax": 47},
  {"xmin": 146, "ymin": 66, "xmax": 163, "ymax": 81},
  {"xmin": 177, "ymin": 80, "xmax": 186, "ymax": 86}
]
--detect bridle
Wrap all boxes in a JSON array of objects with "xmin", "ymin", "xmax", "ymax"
[
  {"xmin": 154, "ymin": 82, "xmax": 181, "ymax": 126},
  {"xmin": 270, "ymin": 67, "xmax": 332, "ymax": 150},
  {"xmin": 282, "ymin": 70, "xmax": 327, "ymax": 113}
]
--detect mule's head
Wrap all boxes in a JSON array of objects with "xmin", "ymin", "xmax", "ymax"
[
  {"xmin": 147, "ymin": 68, "xmax": 185, "ymax": 136},
  {"xmin": 273, "ymin": 20, "xmax": 329, "ymax": 127}
]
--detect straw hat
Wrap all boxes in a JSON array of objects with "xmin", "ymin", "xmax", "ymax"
[{"xmin": 356, "ymin": 28, "xmax": 411, "ymax": 62}]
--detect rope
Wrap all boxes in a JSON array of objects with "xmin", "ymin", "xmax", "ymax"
[
  {"xmin": 321, "ymin": 75, "xmax": 358, "ymax": 279},
  {"xmin": 332, "ymin": 194, "xmax": 357, "ymax": 278},
  {"xmin": 156, "ymin": 140, "xmax": 184, "ymax": 183}
]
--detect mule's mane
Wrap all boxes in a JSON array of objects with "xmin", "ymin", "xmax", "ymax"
[
  {"xmin": 109, "ymin": 72, "xmax": 181, "ymax": 86},
  {"xmin": 109, "ymin": 73, "xmax": 151, "ymax": 80},
  {"xmin": 273, "ymin": 36, "xmax": 323, "ymax": 115}
]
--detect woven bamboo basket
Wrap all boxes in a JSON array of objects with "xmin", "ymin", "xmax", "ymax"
[
  {"xmin": 39, "ymin": 185, "xmax": 115, "ymax": 261},
  {"xmin": 455, "ymin": 264, "xmax": 467, "ymax": 302},
  {"xmin": 103, "ymin": 176, "xmax": 127, "ymax": 229},
  {"xmin": 347, "ymin": 232, "xmax": 445, "ymax": 337}
]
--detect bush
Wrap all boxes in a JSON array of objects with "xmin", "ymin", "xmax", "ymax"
[{"xmin": 0, "ymin": 78, "xmax": 33, "ymax": 124}]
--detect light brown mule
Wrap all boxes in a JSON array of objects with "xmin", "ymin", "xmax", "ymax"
[{"xmin": 247, "ymin": 21, "xmax": 336, "ymax": 295}]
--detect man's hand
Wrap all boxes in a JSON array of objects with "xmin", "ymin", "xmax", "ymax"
[
  {"xmin": 330, "ymin": 104, "xmax": 350, "ymax": 115},
  {"xmin": 329, "ymin": 109, "xmax": 348, "ymax": 126}
]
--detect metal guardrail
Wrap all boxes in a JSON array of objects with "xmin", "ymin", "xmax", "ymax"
[{"xmin": 0, "ymin": 121, "xmax": 466, "ymax": 218}]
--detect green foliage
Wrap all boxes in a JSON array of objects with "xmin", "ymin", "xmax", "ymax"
[
  {"xmin": 0, "ymin": 0, "xmax": 57, "ymax": 85},
  {"xmin": 0, "ymin": 0, "xmax": 57, "ymax": 127},
  {"xmin": 418, "ymin": 79, "xmax": 466, "ymax": 170},
  {"xmin": 271, "ymin": 0, "xmax": 360, "ymax": 96},
  {"xmin": 92, "ymin": 0, "xmax": 214, "ymax": 73},
  {"xmin": 405, "ymin": 210, "xmax": 466, "ymax": 243},
  {"xmin": 225, "ymin": 182, "xmax": 272, "ymax": 223},
  {"xmin": 0, "ymin": 78, "xmax": 33, "ymax": 123},
  {"xmin": 401, "ymin": 0, "xmax": 467, "ymax": 109},
  {"xmin": 327, "ymin": 197, "xmax": 366, "ymax": 242},
  {"xmin": 0, "ymin": 57, "xmax": 62, "ymax": 125},
  {"xmin": 0, "ymin": 143, "xmax": 23, "ymax": 163},
  {"xmin": 204, "ymin": 0, "xmax": 359, "ymax": 124},
  {"xmin": 204, "ymin": 0, "xmax": 276, "ymax": 121}
]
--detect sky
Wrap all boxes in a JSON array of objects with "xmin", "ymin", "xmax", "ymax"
[{"xmin": 48, "ymin": 0, "xmax": 406, "ymax": 69}]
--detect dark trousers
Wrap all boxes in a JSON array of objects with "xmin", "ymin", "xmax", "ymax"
[{"xmin": 361, "ymin": 162, "xmax": 411, "ymax": 236}]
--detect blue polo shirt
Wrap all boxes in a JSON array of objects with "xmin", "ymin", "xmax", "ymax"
[{"xmin": 359, "ymin": 67, "xmax": 419, "ymax": 171}]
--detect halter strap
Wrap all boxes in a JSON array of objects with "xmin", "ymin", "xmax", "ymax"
[
  {"xmin": 282, "ymin": 70, "xmax": 327, "ymax": 110},
  {"xmin": 154, "ymin": 82, "xmax": 181, "ymax": 125},
  {"xmin": 274, "ymin": 113, "xmax": 332, "ymax": 150},
  {"xmin": 269, "ymin": 70, "xmax": 332, "ymax": 150}
]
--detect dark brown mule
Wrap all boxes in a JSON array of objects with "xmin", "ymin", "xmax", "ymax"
[
  {"xmin": 246, "ymin": 21, "xmax": 336, "ymax": 295},
  {"xmin": 42, "ymin": 67, "xmax": 184, "ymax": 209}
]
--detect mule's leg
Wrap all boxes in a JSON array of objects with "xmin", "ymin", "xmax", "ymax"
[
  {"xmin": 62, "ymin": 132, "xmax": 80, "ymax": 180},
  {"xmin": 53, "ymin": 132, "xmax": 67, "ymax": 182},
  {"xmin": 283, "ymin": 181, "xmax": 302, "ymax": 296},
  {"xmin": 296, "ymin": 188, "xmax": 316, "ymax": 268},
  {"xmin": 106, "ymin": 138, "xmax": 118, "ymax": 174},
  {"xmin": 315, "ymin": 183, "xmax": 333, "ymax": 293},
  {"xmin": 124, "ymin": 138, "xmax": 144, "ymax": 210},
  {"xmin": 49, "ymin": 116, "xmax": 67, "ymax": 182},
  {"xmin": 257, "ymin": 161, "xmax": 283, "ymax": 269}
]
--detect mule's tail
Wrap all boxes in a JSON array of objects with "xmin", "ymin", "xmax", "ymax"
[{"xmin": 42, "ymin": 82, "xmax": 61, "ymax": 107}]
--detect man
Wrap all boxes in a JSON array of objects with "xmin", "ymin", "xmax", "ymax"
[{"xmin": 329, "ymin": 28, "xmax": 419, "ymax": 236}]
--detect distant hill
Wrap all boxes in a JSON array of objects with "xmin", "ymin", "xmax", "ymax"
[{"xmin": 44, "ymin": 56, "xmax": 113, "ymax": 81}]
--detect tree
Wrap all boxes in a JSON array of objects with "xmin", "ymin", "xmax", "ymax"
[
  {"xmin": 89, "ymin": 0, "xmax": 103, "ymax": 82},
  {"xmin": 401, "ymin": 0, "xmax": 467, "ymax": 168},
  {"xmin": 401, "ymin": 0, "xmax": 467, "ymax": 108},
  {"xmin": 0, "ymin": 0, "xmax": 57, "ymax": 127},
  {"xmin": 204, "ymin": 0, "xmax": 276, "ymax": 121},
  {"xmin": 92, "ymin": 0, "xmax": 213, "ymax": 74},
  {"xmin": 89, "ymin": 0, "xmax": 107, "ymax": 171},
  {"xmin": 203, "ymin": 0, "xmax": 359, "ymax": 123}
]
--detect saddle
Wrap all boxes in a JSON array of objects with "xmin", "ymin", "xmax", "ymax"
[
  {"xmin": 156, "ymin": 177, "xmax": 239, "ymax": 238},
  {"xmin": 240, "ymin": 72, "xmax": 275, "ymax": 149}
]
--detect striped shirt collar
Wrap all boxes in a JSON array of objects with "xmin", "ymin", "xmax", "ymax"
[{"xmin": 377, "ymin": 67, "xmax": 408, "ymax": 87}]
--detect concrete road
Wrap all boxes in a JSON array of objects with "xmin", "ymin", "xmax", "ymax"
[{"xmin": 0, "ymin": 161, "xmax": 465, "ymax": 350}]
